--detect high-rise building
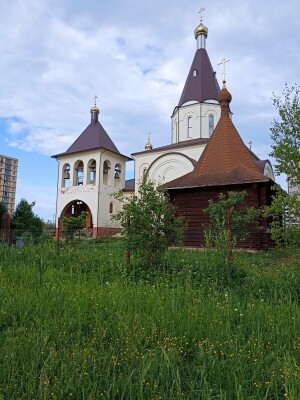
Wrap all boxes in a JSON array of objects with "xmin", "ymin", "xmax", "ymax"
[{"xmin": 0, "ymin": 155, "xmax": 18, "ymax": 215}]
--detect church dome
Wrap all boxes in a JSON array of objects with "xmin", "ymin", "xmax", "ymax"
[
  {"xmin": 218, "ymin": 82, "xmax": 232, "ymax": 104},
  {"xmin": 145, "ymin": 141, "xmax": 153, "ymax": 151},
  {"xmin": 194, "ymin": 22, "xmax": 208, "ymax": 39},
  {"xmin": 90, "ymin": 106, "xmax": 99, "ymax": 113}
]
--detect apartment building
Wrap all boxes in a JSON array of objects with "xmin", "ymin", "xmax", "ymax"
[{"xmin": 0, "ymin": 155, "xmax": 18, "ymax": 215}]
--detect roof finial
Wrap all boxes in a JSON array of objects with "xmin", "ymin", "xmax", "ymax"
[
  {"xmin": 90, "ymin": 95, "xmax": 100, "ymax": 123},
  {"xmin": 194, "ymin": 7, "xmax": 208, "ymax": 48},
  {"xmin": 248, "ymin": 141, "xmax": 253, "ymax": 150},
  {"xmin": 218, "ymin": 57, "xmax": 230, "ymax": 85},
  {"xmin": 145, "ymin": 132, "xmax": 153, "ymax": 151}
]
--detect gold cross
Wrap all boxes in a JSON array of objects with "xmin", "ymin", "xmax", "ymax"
[
  {"xmin": 198, "ymin": 7, "xmax": 205, "ymax": 21},
  {"xmin": 217, "ymin": 57, "xmax": 230, "ymax": 82},
  {"xmin": 93, "ymin": 95, "xmax": 98, "ymax": 107},
  {"xmin": 148, "ymin": 132, "xmax": 151, "ymax": 142}
]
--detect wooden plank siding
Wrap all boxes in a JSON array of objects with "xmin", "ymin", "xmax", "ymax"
[{"xmin": 169, "ymin": 182, "xmax": 274, "ymax": 250}]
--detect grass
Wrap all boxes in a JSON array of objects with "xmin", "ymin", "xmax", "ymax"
[{"xmin": 0, "ymin": 241, "xmax": 299, "ymax": 399}]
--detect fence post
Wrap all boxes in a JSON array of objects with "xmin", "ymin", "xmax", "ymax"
[
  {"xmin": 225, "ymin": 208, "xmax": 232, "ymax": 264},
  {"xmin": 125, "ymin": 213, "xmax": 130, "ymax": 265},
  {"xmin": 56, "ymin": 217, "xmax": 60, "ymax": 256}
]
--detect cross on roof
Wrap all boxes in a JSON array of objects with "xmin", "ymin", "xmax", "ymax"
[
  {"xmin": 217, "ymin": 57, "xmax": 230, "ymax": 82},
  {"xmin": 248, "ymin": 141, "xmax": 253, "ymax": 150},
  {"xmin": 93, "ymin": 95, "xmax": 98, "ymax": 107},
  {"xmin": 148, "ymin": 132, "xmax": 151, "ymax": 142},
  {"xmin": 198, "ymin": 7, "xmax": 205, "ymax": 22}
]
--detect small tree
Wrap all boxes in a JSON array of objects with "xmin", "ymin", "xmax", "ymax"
[
  {"xmin": 264, "ymin": 186, "xmax": 300, "ymax": 247},
  {"xmin": 12, "ymin": 199, "xmax": 44, "ymax": 243},
  {"xmin": 270, "ymin": 84, "xmax": 300, "ymax": 186},
  {"xmin": 62, "ymin": 211, "xmax": 88, "ymax": 242},
  {"xmin": 0, "ymin": 202, "xmax": 7, "ymax": 227},
  {"xmin": 204, "ymin": 191, "xmax": 261, "ymax": 265},
  {"xmin": 113, "ymin": 179, "xmax": 185, "ymax": 266},
  {"xmin": 267, "ymin": 84, "xmax": 300, "ymax": 247}
]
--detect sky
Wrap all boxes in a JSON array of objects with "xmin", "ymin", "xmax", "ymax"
[{"xmin": 1, "ymin": 0, "xmax": 299, "ymax": 222}]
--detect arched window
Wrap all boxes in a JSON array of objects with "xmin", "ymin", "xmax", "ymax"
[
  {"xmin": 187, "ymin": 117, "xmax": 193, "ymax": 138},
  {"xmin": 114, "ymin": 163, "xmax": 122, "ymax": 189},
  {"xmin": 88, "ymin": 159, "xmax": 96, "ymax": 184},
  {"xmin": 62, "ymin": 164, "xmax": 70, "ymax": 187},
  {"xmin": 209, "ymin": 115, "xmax": 214, "ymax": 136},
  {"xmin": 75, "ymin": 161, "xmax": 84, "ymax": 186},
  {"xmin": 103, "ymin": 160, "xmax": 111, "ymax": 186},
  {"xmin": 109, "ymin": 202, "xmax": 113, "ymax": 214},
  {"xmin": 114, "ymin": 164, "xmax": 121, "ymax": 179}
]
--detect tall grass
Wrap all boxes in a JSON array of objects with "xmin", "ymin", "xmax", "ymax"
[{"xmin": 0, "ymin": 241, "xmax": 299, "ymax": 399}]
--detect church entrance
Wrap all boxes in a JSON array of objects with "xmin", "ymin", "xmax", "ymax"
[{"xmin": 59, "ymin": 200, "xmax": 93, "ymax": 236}]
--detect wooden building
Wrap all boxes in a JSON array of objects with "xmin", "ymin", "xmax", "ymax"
[{"xmin": 165, "ymin": 83, "xmax": 275, "ymax": 250}]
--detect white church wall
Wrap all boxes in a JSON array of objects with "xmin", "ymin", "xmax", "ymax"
[
  {"xmin": 171, "ymin": 101, "xmax": 221, "ymax": 143},
  {"xmin": 134, "ymin": 143, "xmax": 207, "ymax": 192}
]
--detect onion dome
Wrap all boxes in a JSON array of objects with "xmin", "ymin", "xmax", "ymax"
[
  {"xmin": 90, "ymin": 105, "xmax": 99, "ymax": 113},
  {"xmin": 145, "ymin": 133, "xmax": 153, "ymax": 151},
  {"xmin": 194, "ymin": 22, "xmax": 208, "ymax": 39},
  {"xmin": 218, "ymin": 81, "xmax": 232, "ymax": 115}
]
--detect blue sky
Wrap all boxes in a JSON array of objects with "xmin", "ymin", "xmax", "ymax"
[{"xmin": 1, "ymin": 0, "xmax": 300, "ymax": 221}]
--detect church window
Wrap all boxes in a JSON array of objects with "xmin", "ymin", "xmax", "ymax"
[
  {"xmin": 75, "ymin": 161, "xmax": 84, "ymax": 186},
  {"xmin": 62, "ymin": 164, "xmax": 70, "ymax": 188},
  {"xmin": 209, "ymin": 115, "xmax": 214, "ymax": 136},
  {"xmin": 109, "ymin": 202, "xmax": 113, "ymax": 213},
  {"xmin": 193, "ymin": 70, "xmax": 197, "ymax": 77},
  {"xmin": 187, "ymin": 117, "xmax": 193, "ymax": 138},
  {"xmin": 88, "ymin": 159, "xmax": 96, "ymax": 184}
]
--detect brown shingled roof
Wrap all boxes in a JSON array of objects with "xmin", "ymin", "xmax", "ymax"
[
  {"xmin": 178, "ymin": 48, "xmax": 220, "ymax": 107},
  {"xmin": 166, "ymin": 85, "xmax": 271, "ymax": 189}
]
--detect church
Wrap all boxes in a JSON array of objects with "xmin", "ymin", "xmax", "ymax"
[{"xmin": 52, "ymin": 14, "xmax": 275, "ymax": 247}]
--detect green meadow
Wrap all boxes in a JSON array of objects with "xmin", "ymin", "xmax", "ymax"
[{"xmin": 0, "ymin": 240, "xmax": 300, "ymax": 399}]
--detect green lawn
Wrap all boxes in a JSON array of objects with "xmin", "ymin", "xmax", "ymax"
[{"xmin": 0, "ymin": 241, "xmax": 299, "ymax": 399}]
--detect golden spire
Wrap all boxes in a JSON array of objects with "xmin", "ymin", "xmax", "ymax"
[
  {"xmin": 194, "ymin": 7, "xmax": 208, "ymax": 39},
  {"xmin": 90, "ymin": 95, "xmax": 100, "ymax": 113},
  {"xmin": 145, "ymin": 132, "xmax": 153, "ymax": 151}
]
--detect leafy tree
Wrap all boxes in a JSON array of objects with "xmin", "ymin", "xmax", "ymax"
[
  {"xmin": 113, "ymin": 178, "xmax": 185, "ymax": 266},
  {"xmin": 12, "ymin": 199, "xmax": 44, "ymax": 243},
  {"xmin": 264, "ymin": 186, "xmax": 300, "ymax": 247},
  {"xmin": 266, "ymin": 84, "xmax": 300, "ymax": 247},
  {"xmin": 0, "ymin": 201, "xmax": 7, "ymax": 228},
  {"xmin": 204, "ymin": 191, "xmax": 261, "ymax": 265},
  {"xmin": 270, "ymin": 83, "xmax": 300, "ymax": 185},
  {"xmin": 62, "ymin": 211, "xmax": 88, "ymax": 242}
]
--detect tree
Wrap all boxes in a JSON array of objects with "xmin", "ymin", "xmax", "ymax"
[
  {"xmin": 113, "ymin": 178, "xmax": 185, "ymax": 266},
  {"xmin": 267, "ymin": 84, "xmax": 300, "ymax": 247},
  {"xmin": 204, "ymin": 191, "xmax": 261, "ymax": 265},
  {"xmin": 270, "ymin": 83, "xmax": 300, "ymax": 186},
  {"xmin": 61, "ymin": 211, "xmax": 88, "ymax": 242},
  {"xmin": 12, "ymin": 199, "xmax": 44, "ymax": 243},
  {"xmin": 0, "ymin": 202, "xmax": 7, "ymax": 229},
  {"xmin": 264, "ymin": 186, "xmax": 300, "ymax": 247}
]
